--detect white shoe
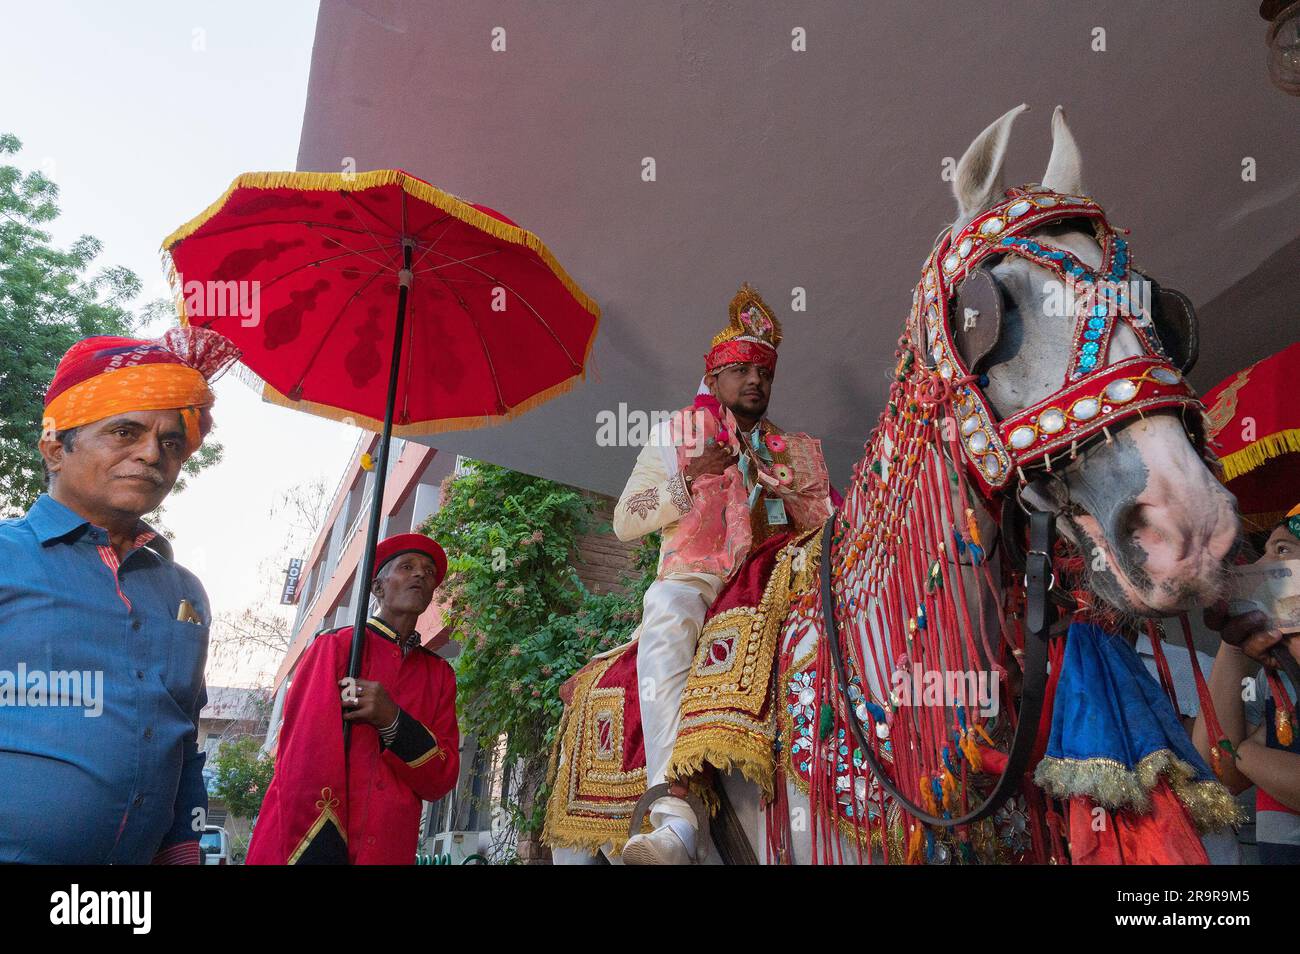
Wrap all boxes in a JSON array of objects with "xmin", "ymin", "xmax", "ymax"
[{"xmin": 621, "ymin": 824, "xmax": 694, "ymax": 865}]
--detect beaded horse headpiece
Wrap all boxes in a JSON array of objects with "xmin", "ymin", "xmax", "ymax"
[
  {"xmin": 705, "ymin": 283, "xmax": 783, "ymax": 374},
  {"xmin": 912, "ymin": 185, "xmax": 1201, "ymax": 496}
]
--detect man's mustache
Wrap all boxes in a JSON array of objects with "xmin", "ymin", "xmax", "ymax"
[{"xmin": 114, "ymin": 471, "xmax": 165, "ymax": 486}]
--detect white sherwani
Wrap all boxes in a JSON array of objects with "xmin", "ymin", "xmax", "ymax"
[{"xmin": 612, "ymin": 427, "xmax": 725, "ymax": 829}]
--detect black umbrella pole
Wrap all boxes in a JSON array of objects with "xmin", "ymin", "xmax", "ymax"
[{"xmin": 344, "ymin": 241, "xmax": 413, "ymax": 751}]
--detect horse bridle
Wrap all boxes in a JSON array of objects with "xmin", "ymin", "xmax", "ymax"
[
  {"xmin": 914, "ymin": 185, "xmax": 1202, "ymax": 496},
  {"xmin": 815, "ymin": 186, "xmax": 1208, "ymax": 830}
]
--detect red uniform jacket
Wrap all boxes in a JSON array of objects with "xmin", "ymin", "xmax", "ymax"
[{"xmin": 246, "ymin": 619, "xmax": 460, "ymax": 865}]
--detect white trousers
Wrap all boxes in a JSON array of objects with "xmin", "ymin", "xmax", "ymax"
[{"xmin": 635, "ymin": 572, "xmax": 725, "ymax": 828}]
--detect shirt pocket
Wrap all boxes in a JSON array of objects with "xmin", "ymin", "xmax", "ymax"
[{"xmin": 162, "ymin": 619, "xmax": 209, "ymax": 714}]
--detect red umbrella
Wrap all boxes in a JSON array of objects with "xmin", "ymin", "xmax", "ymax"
[{"xmin": 162, "ymin": 169, "xmax": 600, "ymax": 734}]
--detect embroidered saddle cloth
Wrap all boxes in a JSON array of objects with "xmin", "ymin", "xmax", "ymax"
[{"xmin": 543, "ymin": 529, "xmax": 821, "ymax": 853}]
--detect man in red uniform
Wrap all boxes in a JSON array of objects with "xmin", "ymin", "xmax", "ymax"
[{"xmin": 247, "ymin": 533, "xmax": 459, "ymax": 864}]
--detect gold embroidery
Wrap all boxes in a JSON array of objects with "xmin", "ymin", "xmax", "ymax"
[
  {"xmin": 287, "ymin": 786, "xmax": 347, "ymax": 864},
  {"xmin": 1034, "ymin": 749, "xmax": 1244, "ymax": 833},
  {"xmin": 711, "ymin": 283, "xmax": 783, "ymax": 350},
  {"xmin": 543, "ymin": 528, "xmax": 823, "ymax": 853},
  {"xmin": 542, "ymin": 653, "xmax": 648, "ymax": 853},
  {"xmin": 667, "ymin": 528, "xmax": 822, "ymax": 799},
  {"xmin": 1204, "ymin": 368, "xmax": 1250, "ymax": 439},
  {"xmin": 405, "ymin": 722, "xmax": 446, "ymax": 768}
]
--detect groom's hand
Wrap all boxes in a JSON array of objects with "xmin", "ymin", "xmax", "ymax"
[{"xmin": 685, "ymin": 441, "xmax": 734, "ymax": 479}]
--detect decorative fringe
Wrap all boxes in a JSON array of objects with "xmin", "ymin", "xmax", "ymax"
[
  {"xmin": 1219, "ymin": 428, "xmax": 1300, "ymax": 483},
  {"xmin": 539, "ymin": 692, "xmax": 604, "ymax": 853},
  {"xmin": 258, "ymin": 366, "xmax": 590, "ymax": 438},
  {"xmin": 667, "ymin": 530, "xmax": 822, "ymax": 808},
  {"xmin": 229, "ymin": 359, "xmax": 270, "ymax": 395},
  {"xmin": 919, "ymin": 776, "xmax": 940, "ymax": 817},
  {"xmin": 940, "ymin": 768, "xmax": 959, "ymax": 811},
  {"xmin": 1033, "ymin": 748, "xmax": 1245, "ymax": 833},
  {"xmin": 161, "ymin": 168, "xmax": 600, "ymax": 321},
  {"xmin": 542, "ymin": 824, "xmax": 632, "ymax": 856},
  {"xmin": 668, "ymin": 741, "xmax": 775, "ymax": 805},
  {"xmin": 540, "ymin": 652, "xmax": 641, "ymax": 855},
  {"xmin": 906, "ymin": 823, "xmax": 924, "ymax": 865},
  {"xmin": 541, "ymin": 815, "xmax": 639, "ymax": 856},
  {"xmin": 958, "ymin": 732, "xmax": 983, "ymax": 772}
]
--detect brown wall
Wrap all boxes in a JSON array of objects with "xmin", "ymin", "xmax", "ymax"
[{"xmin": 571, "ymin": 493, "xmax": 639, "ymax": 595}]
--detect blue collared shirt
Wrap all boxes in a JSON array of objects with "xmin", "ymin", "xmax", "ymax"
[{"xmin": 0, "ymin": 494, "xmax": 210, "ymax": 863}]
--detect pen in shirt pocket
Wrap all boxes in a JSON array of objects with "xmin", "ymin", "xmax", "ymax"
[{"xmin": 177, "ymin": 599, "xmax": 203, "ymax": 625}]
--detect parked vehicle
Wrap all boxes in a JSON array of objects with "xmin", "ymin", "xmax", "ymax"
[{"xmin": 200, "ymin": 826, "xmax": 230, "ymax": 866}]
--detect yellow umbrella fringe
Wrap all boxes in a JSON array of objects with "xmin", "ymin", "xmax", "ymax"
[
  {"xmin": 213, "ymin": 281, "xmax": 597, "ymax": 431},
  {"xmin": 257, "ymin": 366, "xmax": 587, "ymax": 437},
  {"xmin": 248, "ymin": 316, "xmax": 597, "ymax": 433},
  {"xmin": 1218, "ymin": 428, "xmax": 1300, "ymax": 483},
  {"xmin": 160, "ymin": 168, "xmax": 601, "ymax": 322}
]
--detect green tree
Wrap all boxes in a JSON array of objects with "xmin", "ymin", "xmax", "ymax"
[
  {"xmin": 210, "ymin": 736, "xmax": 275, "ymax": 825},
  {"xmin": 422, "ymin": 462, "xmax": 656, "ymax": 852},
  {"xmin": 0, "ymin": 132, "xmax": 219, "ymax": 516}
]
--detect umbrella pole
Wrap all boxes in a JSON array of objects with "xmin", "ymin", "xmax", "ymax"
[{"xmin": 344, "ymin": 240, "xmax": 414, "ymax": 751}]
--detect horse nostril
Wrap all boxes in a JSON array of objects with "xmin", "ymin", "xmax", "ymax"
[
  {"xmin": 1117, "ymin": 501, "xmax": 1147, "ymax": 550},
  {"xmin": 1111, "ymin": 500, "xmax": 1168, "ymax": 570}
]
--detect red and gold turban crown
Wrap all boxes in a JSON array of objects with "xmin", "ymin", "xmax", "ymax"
[{"xmin": 704, "ymin": 283, "xmax": 783, "ymax": 374}]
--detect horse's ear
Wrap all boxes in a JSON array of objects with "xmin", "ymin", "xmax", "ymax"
[
  {"xmin": 953, "ymin": 103, "xmax": 1028, "ymax": 226},
  {"xmin": 1040, "ymin": 105, "xmax": 1084, "ymax": 195}
]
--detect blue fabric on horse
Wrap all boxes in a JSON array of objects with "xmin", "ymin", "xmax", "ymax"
[{"xmin": 1033, "ymin": 621, "xmax": 1240, "ymax": 831}]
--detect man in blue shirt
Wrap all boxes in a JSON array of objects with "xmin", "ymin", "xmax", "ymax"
[{"xmin": 0, "ymin": 329, "xmax": 238, "ymax": 863}]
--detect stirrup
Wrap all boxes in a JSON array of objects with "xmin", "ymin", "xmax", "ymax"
[{"xmin": 627, "ymin": 782, "xmax": 711, "ymax": 854}]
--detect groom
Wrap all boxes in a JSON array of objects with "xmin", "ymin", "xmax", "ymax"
[{"xmin": 612, "ymin": 284, "xmax": 832, "ymax": 864}]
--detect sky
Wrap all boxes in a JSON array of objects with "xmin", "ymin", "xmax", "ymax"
[{"xmin": 3, "ymin": 1, "xmax": 361, "ymax": 687}]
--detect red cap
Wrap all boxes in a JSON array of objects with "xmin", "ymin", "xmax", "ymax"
[{"xmin": 373, "ymin": 533, "xmax": 447, "ymax": 588}]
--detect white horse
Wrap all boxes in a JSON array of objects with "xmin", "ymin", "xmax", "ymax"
[{"xmin": 553, "ymin": 105, "xmax": 1237, "ymax": 865}]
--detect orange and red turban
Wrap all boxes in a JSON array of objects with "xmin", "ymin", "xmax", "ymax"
[{"xmin": 43, "ymin": 327, "xmax": 240, "ymax": 453}]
